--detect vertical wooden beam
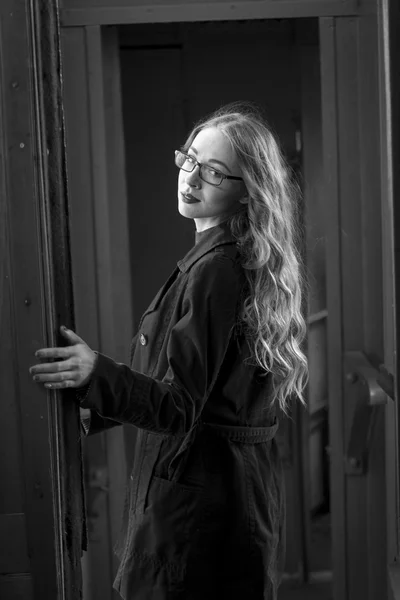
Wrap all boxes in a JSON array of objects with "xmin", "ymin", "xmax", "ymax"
[
  {"xmin": 356, "ymin": 13, "xmax": 387, "ymax": 600},
  {"xmin": 26, "ymin": 1, "xmax": 85, "ymax": 597},
  {"xmin": 321, "ymin": 12, "xmax": 388, "ymax": 600},
  {"xmin": 337, "ymin": 19, "xmax": 369, "ymax": 600},
  {"xmin": 319, "ymin": 16, "xmax": 347, "ymax": 600}
]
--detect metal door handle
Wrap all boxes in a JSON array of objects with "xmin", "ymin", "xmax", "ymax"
[
  {"xmin": 345, "ymin": 351, "xmax": 387, "ymax": 475},
  {"xmin": 345, "ymin": 351, "xmax": 388, "ymax": 406},
  {"xmin": 377, "ymin": 363, "xmax": 395, "ymax": 401}
]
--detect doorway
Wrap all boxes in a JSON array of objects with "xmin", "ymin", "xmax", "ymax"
[
  {"xmin": 118, "ymin": 18, "xmax": 331, "ymax": 599},
  {"xmin": 60, "ymin": 9, "xmax": 390, "ymax": 600}
]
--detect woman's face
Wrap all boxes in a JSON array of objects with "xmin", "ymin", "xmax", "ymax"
[{"xmin": 177, "ymin": 127, "xmax": 247, "ymax": 232}]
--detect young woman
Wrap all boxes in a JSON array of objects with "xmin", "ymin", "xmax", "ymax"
[{"xmin": 30, "ymin": 103, "xmax": 307, "ymax": 599}]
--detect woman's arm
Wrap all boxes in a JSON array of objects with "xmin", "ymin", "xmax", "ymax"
[
  {"xmin": 78, "ymin": 332, "xmax": 139, "ymax": 436},
  {"xmin": 80, "ymin": 253, "xmax": 241, "ymax": 436},
  {"xmin": 29, "ymin": 253, "xmax": 241, "ymax": 437}
]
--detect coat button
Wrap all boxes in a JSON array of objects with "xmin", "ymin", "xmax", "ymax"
[{"xmin": 140, "ymin": 333, "xmax": 147, "ymax": 346}]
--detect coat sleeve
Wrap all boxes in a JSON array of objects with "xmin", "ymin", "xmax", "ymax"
[
  {"xmin": 80, "ymin": 253, "xmax": 241, "ymax": 436},
  {"xmin": 79, "ymin": 333, "xmax": 139, "ymax": 436},
  {"xmin": 80, "ymin": 407, "xmax": 123, "ymax": 436}
]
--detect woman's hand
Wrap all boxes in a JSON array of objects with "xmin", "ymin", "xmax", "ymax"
[{"xmin": 29, "ymin": 326, "xmax": 97, "ymax": 389}]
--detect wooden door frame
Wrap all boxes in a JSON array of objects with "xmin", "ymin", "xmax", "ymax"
[
  {"xmin": 320, "ymin": 3, "xmax": 399, "ymax": 599},
  {"xmin": 25, "ymin": 1, "xmax": 87, "ymax": 596},
  {"xmin": 321, "ymin": 6, "xmax": 397, "ymax": 597},
  {"xmin": 1, "ymin": 0, "xmax": 86, "ymax": 596},
  {"xmin": 58, "ymin": 2, "xmax": 387, "ymax": 599},
  {"xmin": 61, "ymin": 19, "xmax": 311, "ymax": 593}
]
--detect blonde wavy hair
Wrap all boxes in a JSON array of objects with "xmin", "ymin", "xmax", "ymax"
[{"xmin": 183, "ymin": 103, "xmax": 308, "ymax": 413}]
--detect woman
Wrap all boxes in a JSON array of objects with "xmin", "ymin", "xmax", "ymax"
[{"xmin": 30, "ymin": 103, "xmax": 307, "ymax": 599}]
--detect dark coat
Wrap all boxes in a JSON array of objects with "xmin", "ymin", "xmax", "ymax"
[{"xmin": 81, "ymin": 222, "xmax": 285, "ymax": 600}]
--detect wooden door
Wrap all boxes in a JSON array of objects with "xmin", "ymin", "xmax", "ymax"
[
  {"xmin": 320, "ymin": 7, "xmax": 398, "ymax": 599},
  {"xmin": 0, "ymin": 1, "xmax": 85, "ymax": 598}
]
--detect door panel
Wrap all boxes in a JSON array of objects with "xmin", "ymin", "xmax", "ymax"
[
  {"xmin": 319, "ymin": 18, "xmax": 347, "ymax": 599},
  {"xmin": 1, "ymin": 0, "xmax": 85, "ymax": 597},
  {"xmin": 320, "ymin": 12, "xmax": 387, "ymax": 600}
]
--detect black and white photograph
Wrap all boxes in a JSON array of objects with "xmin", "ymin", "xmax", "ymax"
[{"xmin": 0, "ymin": 1, "xmax": 399, "ymax": 599}]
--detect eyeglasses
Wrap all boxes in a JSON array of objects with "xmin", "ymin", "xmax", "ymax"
[{"xmin": 174, "ymin": 150, "xmax": 243, "ymax": 187}]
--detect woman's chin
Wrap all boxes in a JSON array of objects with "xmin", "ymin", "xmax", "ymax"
[{"xmin": 178, "ymin": 202, "xmax": 199, "ymax": 219}]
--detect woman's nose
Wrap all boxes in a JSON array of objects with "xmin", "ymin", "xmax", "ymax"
[{"xmin": 185, "ymin": 165, "xmax": 202, "ymax": 188}]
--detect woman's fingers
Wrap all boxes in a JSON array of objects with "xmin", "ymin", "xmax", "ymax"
[
  {"xmin": 33, "ymin": 370, "xmax": 76, "ymax": 384},
  {"xmin": 29, "ymin": 329, "xmax": 97, "ymax": 389},
  {"xmin": 34, "ymin": 327, "xmax": 86, "ymax": 360},
  {"xmin": 35, "ymin": 346, "xmax": 74, "ymax": 360},
  {"xmin": 30, "ymin": 358, "xmax": 74, "ymax": 376},
  {"xmin": 44, "ymin": 379, "xmax": 76, "ymax": 390},
  {"xmin": 60, "ymin": 326, "xmax": 85, "ymax": 345}
]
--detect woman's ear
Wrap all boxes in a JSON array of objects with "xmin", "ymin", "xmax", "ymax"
[{"xmin": 239, "ymin": 191, "xmax": 249, "ymax": 205}]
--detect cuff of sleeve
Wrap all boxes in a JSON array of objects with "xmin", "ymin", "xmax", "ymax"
[
  {"xmin": 80, "ymin": 408, "xmax": 91, "ymax": 436},
  {"xmin": 75, "ymin": 352, "xmax": 98, "ymax": 404},
  {"xmin": 76, "ymin": 381, "xmax": 92, "ymax": 404}
]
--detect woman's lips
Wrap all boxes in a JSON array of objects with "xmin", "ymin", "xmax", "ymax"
[{"xmin": 181, "ymin": 192, "xmax": 200, "ymax": 204}]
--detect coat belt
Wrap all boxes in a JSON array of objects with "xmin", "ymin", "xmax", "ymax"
[{"xmin": 202, "ymin": 420, "xmax": 278, "ymax": 444}]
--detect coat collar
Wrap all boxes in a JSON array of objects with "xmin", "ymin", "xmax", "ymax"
[{"xmin": 177, "ymin": 221, "xmax": 237, "ymax": 273}]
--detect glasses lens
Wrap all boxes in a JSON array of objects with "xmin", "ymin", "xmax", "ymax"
[
  {"xmin": 175, "ymin": 151, "xmax": 223, "ymax": 185},
  {"xmin": 175, "ymin": 151, "xmax": 194, "ymax": 171},
  {"xmin": 200, "ymin": 165, "xmax": 223, "ymax": 186}
]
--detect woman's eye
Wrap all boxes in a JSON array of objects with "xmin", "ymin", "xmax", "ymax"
[{"xmin": 206, "ymin": 167, "xmax": 220, "ymax": 177}]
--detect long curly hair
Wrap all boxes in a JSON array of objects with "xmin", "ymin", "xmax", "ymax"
[{"xmin": 183, "ymin": 103, "xmax": 308, "ymax": 413}]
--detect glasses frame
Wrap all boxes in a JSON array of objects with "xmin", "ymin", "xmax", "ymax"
[{"xmin": 174, "ymin": 150, "xmax": 243, "ymax": 187}]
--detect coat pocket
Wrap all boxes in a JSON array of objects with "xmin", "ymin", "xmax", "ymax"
[
  {"xmin": 131, "ymin": 431, "xmax": 164, "ymax": 515},
  {"xmin": 115, "ymin": 476, "xmax": 203, "ymax": 597},
  {"xmin": 142, "ymin": 476, "xmax": 203, "ymax": 566}
]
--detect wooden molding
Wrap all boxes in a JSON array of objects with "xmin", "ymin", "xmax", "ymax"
[{"xmin": 60, "ymin": 0, "xmax": 361, "ymax": 27}]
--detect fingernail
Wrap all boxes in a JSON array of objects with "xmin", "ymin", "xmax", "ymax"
[
  {"xmin": 60, "ymin": 325, "xmax": 67, "ymax": 331},
  {"xmin": 35, "ymin": 351, "xmax": 40, "ymax": 358}
]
